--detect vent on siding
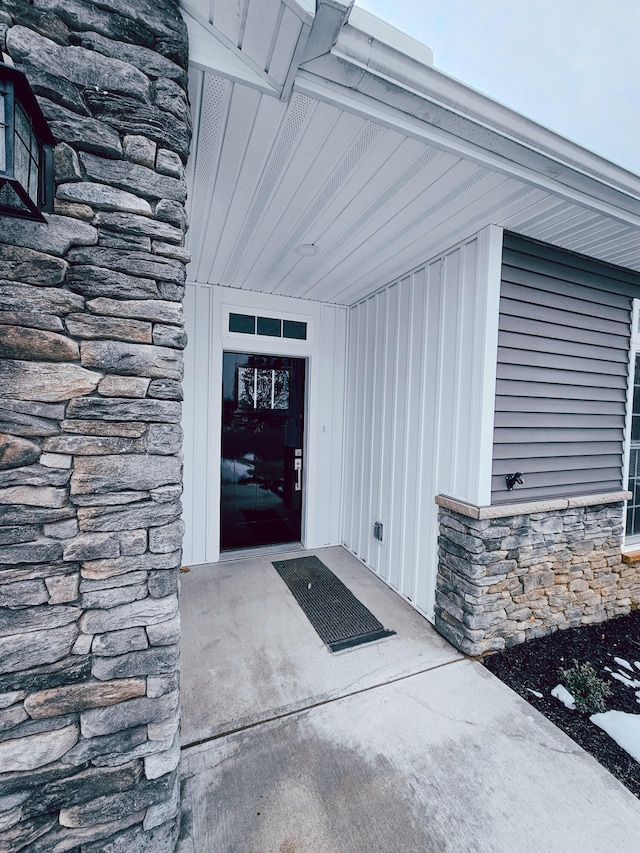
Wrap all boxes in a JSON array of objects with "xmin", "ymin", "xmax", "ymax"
[{"xmin": 189, "ymin": 74, "xmax": 229, "ymax": 258}]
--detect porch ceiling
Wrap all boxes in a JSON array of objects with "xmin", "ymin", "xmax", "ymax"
[{"xmin": 182, "ymin": 2, "xmax": 640, "ymax": 306}]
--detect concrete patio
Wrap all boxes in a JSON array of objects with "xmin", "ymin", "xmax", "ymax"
[{"xmin": 178, "ymin": 546, "xmax": 640, "ymax": 852}]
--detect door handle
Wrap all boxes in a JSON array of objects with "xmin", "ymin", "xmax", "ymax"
[{"xmin": 294, "ymin": 458, "xmax": 302, "ymax": 491}]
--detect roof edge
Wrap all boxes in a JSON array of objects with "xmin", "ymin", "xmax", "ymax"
[{"xmin": 300, "ymin": 13, "xmax": 640, "ymax": 214}]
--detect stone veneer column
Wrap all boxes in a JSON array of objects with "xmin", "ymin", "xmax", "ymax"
[
  {"xmin": 434, "ymin": 495, "xmax": 640, "ymax": 656},
  {"xmin": 0, "ymin": 2, "xmax": 191, "ymax": 850}
]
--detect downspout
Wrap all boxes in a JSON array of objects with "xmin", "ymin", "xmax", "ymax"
[
  {"xmin": 303, "ymin": 0, "xmax": 355, "ymax": 62},
  {"xmin": 281, "ymin": 0, "xmax": 354, "ymax": 99}
]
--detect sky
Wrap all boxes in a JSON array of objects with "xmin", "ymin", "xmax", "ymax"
[{"xmin": 356, "ymin": 0, "xmax": 640, "ymax": 175}]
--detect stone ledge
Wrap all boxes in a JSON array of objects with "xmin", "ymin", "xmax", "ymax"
[{"xmin": 435, "ymin": 491, "xmax": 631, "ymax": 520}]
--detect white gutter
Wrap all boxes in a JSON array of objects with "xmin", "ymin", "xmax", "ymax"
[
  {"xmin": 347, "ymin": 7, "xmax": 434, "ymax": 68},
  {"xmin": 301, "ymin": 8, "xmax": 640, "ymax": 218}
]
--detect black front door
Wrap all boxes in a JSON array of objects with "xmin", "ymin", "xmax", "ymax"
[{"xmin": 221, "ymin": 352, "xmax": 305, "ymax": 550}]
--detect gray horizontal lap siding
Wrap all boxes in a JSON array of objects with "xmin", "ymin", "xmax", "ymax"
[{"xmin": 491, "ymin": 234, "xmax": 637, "ymax": 504}]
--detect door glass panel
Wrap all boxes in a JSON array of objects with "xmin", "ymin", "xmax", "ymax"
[
  {"xmin": 237, "ymin": 367, "xmax": 289, "ymax": 410},
  {"xmin": 237, "ymin": 366, "xmax": 256, "ymax": 410},
  {"xmin": 272, "ymin": 369, "xmax": 289, "ymax": 409},
  {"xmin": 256, "ymin": 369, "xmax": 273, "ymax": 408}
]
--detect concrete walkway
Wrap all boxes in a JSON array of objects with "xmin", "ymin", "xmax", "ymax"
[{"xmin": 178, "ymin": 546, "xmax": 640, "ymax": 852}]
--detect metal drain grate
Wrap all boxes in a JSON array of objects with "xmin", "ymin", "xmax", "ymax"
[{"xmin": 272, "ymin": 556, "xmax": 395, "ymax": 653}]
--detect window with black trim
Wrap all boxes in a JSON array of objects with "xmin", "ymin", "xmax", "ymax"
[{"xmin": 228, "ymin": 312, "xmax": 307, "ymax": 340}]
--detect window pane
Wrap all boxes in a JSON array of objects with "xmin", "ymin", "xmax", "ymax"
[
  {"xmin": 15, "ymin": 102, "xmax": 30, "ymax": 146},
  {"xmin": 13, "ymin": 133, "xmax": 30, "ymax": 191},
  {"xmin": 229, "ymin": 313, "xmax": 255, "ymax": 334},
  {"xmin": 257, "ymin": 316, "xmax": 281, "ymax": 337},
  {"xmin": 13, "ymin": 103, "xmax": 38, "ymax": 205},
  {"xmin": 283, "ymin": 320, "xmax": 307, "ymax": 340}
]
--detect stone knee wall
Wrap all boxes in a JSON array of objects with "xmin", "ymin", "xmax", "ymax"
[
  {"xmin": 435, "ymin": 501, "xmax": 640, "ymax": 656},
  {"xmin": 0, "ymin": 2, "xmax": 190, "ymax": 850}
]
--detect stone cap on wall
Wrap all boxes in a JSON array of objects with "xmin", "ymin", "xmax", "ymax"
[{"xmin": 435, "ymin": 491, "xmax": 632, "ymax": 520}]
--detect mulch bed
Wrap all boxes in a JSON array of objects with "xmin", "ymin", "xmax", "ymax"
[{"xmin": 483, "ymin": 610, "xmax": 640, "ymax": 798}]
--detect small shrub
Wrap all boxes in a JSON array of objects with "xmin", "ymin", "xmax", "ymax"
[{"xmin": 559, "ymin": 660, "xmax": 612, "ymax": 714}]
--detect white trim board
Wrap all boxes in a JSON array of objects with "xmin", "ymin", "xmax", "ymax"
[{"xmin": 182, "ymin": 284, "xmax": 348, "ymax": 566}]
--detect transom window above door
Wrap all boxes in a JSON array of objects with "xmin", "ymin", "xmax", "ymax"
[{"xmin": 229, "ymin": 312, "xmax": 307, "ymax": 340}]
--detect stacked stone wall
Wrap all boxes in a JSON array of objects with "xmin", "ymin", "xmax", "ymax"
[
  {"xmin": 435, "ymin": 502, "xmax": 640, "ymax": 656},
  {"xmin": 0, "ymin": 2, "xmax": 190, "ymax": 850}
]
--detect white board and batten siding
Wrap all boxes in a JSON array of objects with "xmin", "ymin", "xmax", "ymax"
[
  {"xmin": 342, "ymin": 225, "xmax": 503, "ymax": 619},
  {"xmin": 492, "ymin": 234, "xmax": 640, "ymax": 504},
  {"xmin": 182, "ymin": 283, "xmax": 347, "ymax": 566}
]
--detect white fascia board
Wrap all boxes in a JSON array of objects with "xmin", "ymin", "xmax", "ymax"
[
  {"xmin": 295, "ymin": 72, "xmax": 640, "ymax": 231},
  {"xmin": 183, "ymin": 7, "xmax": 279, "ymax": 95},
  {"xmin": 300, "ymin": 33, "xmax": 640, "ymax": 220}
]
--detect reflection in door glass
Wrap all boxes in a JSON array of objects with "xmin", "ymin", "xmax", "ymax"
[
  {"xmin": 272, "ymin": 369, "xmax": 289, "ymax": 409},
  {"xmin": 237, "ymin": 367, "xmax": 255, "ymax": 409},
  {"xmin": 256, "ymin": 370, "xmax": 272, "ymax": 409},
  {"xmin": 237, "ymin": 367, "xmax": 289, "ymax": 410}
]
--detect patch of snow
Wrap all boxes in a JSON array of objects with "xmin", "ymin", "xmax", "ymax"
[
  {"xmin": 526, "ymin": 688, "xmax": 543, "ymax": 698},
  {"xmin": 614, "ymin": 657, "xmax": 633, "ymax": 671},
  {"xmin": 551, "ymin": 684, "xmax": 576, "ymax": 710},
  {"xmin": 610, "ymin": 671, "xmax": 640, "ymax": 689},
  {"xmin": 635, "ymin": 661, "xmax": 640, "ymax": 671},
  {"xmin": 590, "ymin": 710, "xmax": 640, "ymax": 763}
]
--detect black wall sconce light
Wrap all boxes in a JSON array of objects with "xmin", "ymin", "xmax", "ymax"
[
  {"xmin": 0, "ymin": 54, "xmax": 54, "ymax": 221},
  {"xmin": 505, "ymin": 472, "xmax": 524, "ymax": 491}
]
